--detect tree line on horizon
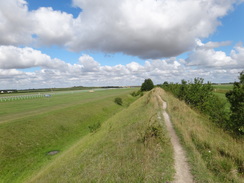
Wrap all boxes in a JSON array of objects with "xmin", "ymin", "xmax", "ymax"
[{"xmin": 140, "ymin": 71, "xmax": 244, "ymax": 135}]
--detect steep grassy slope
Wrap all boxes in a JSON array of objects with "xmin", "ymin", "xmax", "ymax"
[
  {"xmin": 160, "ymin": 89, "xmax": 244, "ymax": 183},
  {"xmin": 27, "ymin": 90, "xmax": 174, "ymax": 182},
  {"xmin": 0, "ymin": 89, "xmax": 137, "ymax": 183}
]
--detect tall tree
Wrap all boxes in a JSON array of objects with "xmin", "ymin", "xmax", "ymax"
[
  {"xmin": 141, "ymin": 78, "xmax": 154, "ymax": 91},
  {"xmin": 226, "ymin": 71, "xmax": 244, "ymax": 134}
]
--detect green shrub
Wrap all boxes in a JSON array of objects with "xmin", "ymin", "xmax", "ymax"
[
  {"xmin": 88, "ymin": 122, "xmax": 101, "ymax": 133},
  {"xmin": 131, "ymin": 90, "xmax": 142, "ymax": 97},
  {"xmin": 114, "ymin": 97, "xmax": 123, "ymax": 105},
  {"xmin": 161, "ymin": 78, "xmax": 229, "ymax": 132}
]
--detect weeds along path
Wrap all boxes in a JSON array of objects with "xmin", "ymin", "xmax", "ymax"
[{"xmin": 157, "ymin": 94, "xmax": 194, "ymax": 183}]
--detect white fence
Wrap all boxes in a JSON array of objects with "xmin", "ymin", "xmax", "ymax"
[{"xmin": 0, "ymin": 89, "xmax": 110, "ymax": 102}]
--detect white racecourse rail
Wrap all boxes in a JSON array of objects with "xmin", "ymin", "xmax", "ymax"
[{"xmin": 0, "ymin": 89, "xmax": 113, "ymax": 102}]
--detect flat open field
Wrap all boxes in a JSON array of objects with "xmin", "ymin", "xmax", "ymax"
[
  {"xmin": 0, "ymin": 89, "xmax": 132, "ymax": 123},
  {"xmin": 212, "ymin": 84, "xmax": 233, "ymax": 93},
  {"xmin": 0, "ymin": 88, "xmax": 139, "ymax": 182}
]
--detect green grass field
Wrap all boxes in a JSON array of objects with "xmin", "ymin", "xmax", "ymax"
[
  {"xmin": 212, "ymin": 84, "xmax": 232, "ymax": 111},
  {"xmin": 212, "ymin": 84, "xmax": 233, "ymax": 94},
  {"xmin": 0, "ymin": 89, "xmax": 133, "ymax": 123},
  {"xmin": 0, "ymin": 88, "xmax": 139, "ymax": 182}
]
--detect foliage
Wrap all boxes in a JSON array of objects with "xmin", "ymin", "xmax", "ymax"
[
  {"xmin": 114, "ymin": 97, "xmax": 123, "ymax": 105},
  {"xmin": 160, "ymin": 89, "xmax": 244, "ymax": 183},
  {"xmin": 226, "ymin": 71, "xmax": 244, "ymax": 134},
  {"xmin": 240, "ymin": 70, "xmax": 244, "ymax": 84},
  {"xmin": 130, "ymin": 90, "xmax": 143, "ymax": 97},
  {"xmin": 141, "ymin": 78, "xmax": 154, "ymax": 91},
  {"xmin": 88, "ymin": 122, "xmax": 101, "ymax": 133},
  {"xmin": 140, "ymin": 124, "xmax": 164, "ymax": 146},
  {"xmin": 161, "ymin": 78, "xmax": 229, "ymax": 129}
]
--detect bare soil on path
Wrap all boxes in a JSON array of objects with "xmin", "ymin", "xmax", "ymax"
[{"xmin": 157, "ymin": 95, "xmax": 194, "ymax": 183}]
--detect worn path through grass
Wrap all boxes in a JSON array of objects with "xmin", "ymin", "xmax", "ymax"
[{"xmin": 155, "ymin": 88, "xmax": 194, "ymax": 183}]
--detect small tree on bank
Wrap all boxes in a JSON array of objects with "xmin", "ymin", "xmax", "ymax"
[{"xmin": 141, "ymin": 78, "xmax": 154, "ymax": 91}]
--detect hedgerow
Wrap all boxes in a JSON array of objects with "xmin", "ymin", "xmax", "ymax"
[{"xmin": 160, "ymin": 78, "xmax": 229, "ymax": 133}]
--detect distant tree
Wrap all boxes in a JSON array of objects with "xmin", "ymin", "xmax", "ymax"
[
  {"xmin": 141, "ymin": 78, "xmax": 154, "ymax": 91},
  {"xmin": 239, "ymin": 70, "xmax": 244, "ymax": 84},
  {"xmin": 226, "ymin": 71, "xmax": 244, "ymax": 134},
  {"xmin": 163, "ymin": 81, "xmax": 169, "ymax": 86}
]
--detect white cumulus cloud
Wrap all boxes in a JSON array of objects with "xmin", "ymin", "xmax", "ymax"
[
  {"xmin": 0, "ymin": 46, "xmax": 70, "ymax": 70},
  {"xmin": 69, "ymin": 0, "xmax": 236, "ymax": 58},
  {"xmin": 0, "ymin": 0, "xmax": 240, "ymax": 59},
  {"xmin": 186, "ymin": 41, "xmax": 244, "ymax": 68}
]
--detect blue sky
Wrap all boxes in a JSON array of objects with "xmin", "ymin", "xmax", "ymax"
[
  {"xmin": 26, "ymin": 0, "xmax": 244, "ymax": 64},
  {"xmin": 204, "ymin": 2, "xmax": 244, "ymax": 51},
  {"xmin": 27, "ymin": 0, "xmax": 145, "ymax": 66},
  {"xmin": 0, "ymin": 0, "xmax": 243, "ymax": 89}
]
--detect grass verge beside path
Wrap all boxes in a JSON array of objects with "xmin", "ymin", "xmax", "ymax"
[
  {"xmin": 0, "ymin": 89, "xmax": 136, "ymax": 183},
  {"xmin": 27, "ymin": 89, "xmax": 174, "ymax": 183},
  {"xmin": 160, "ymin": 89, "xmax": 244, "ymax": 183}
]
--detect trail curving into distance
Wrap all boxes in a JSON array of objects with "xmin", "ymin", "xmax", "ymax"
[{"xmin": 157, "ymin": 95, "xmax": 194, "ymax": 183}]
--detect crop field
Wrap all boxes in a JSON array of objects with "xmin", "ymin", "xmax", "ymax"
[{"xmin": 0, "ymin": 88, "xmax": 140, "ymax": 182}]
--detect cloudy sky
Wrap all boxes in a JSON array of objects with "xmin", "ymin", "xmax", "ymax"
[{"xmin": 0, "ymin": 0, "xmax": 243, "ymax": 89}]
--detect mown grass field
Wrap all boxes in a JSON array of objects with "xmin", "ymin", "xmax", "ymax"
[
  {"xmin": 160, "ymin": 89, "xmax": 244, "ymax": 183},
  {"xmin": 0, "ymin": 88, "xmax": 140, "ymax": 182},
  {"xmin": 0, "ymin": 89, "xmax": 132, "ymax": 122}
]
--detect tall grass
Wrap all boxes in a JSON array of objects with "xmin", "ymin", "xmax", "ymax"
[
  {"xmin": 27, "ymin": 90, "xmax": 174, "ymax": 183},
  {"xmin": 160, "ymin": 89, "xmax": 244, "ymax": 183}
]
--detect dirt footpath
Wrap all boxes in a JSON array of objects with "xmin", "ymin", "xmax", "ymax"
[{"xmin": 158, "ymin": 95, "xmax": 194, "ymax": 183}]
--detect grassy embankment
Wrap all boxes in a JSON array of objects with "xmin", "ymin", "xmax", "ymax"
[
  {"xmin": 0, "ymin": 88, "xmax": 139, "ymax": 182},
  {"xmin": 26, "ymin": 89, "xmax": 174, "ymax": 182},
  {"xmin": 160, "ymin": 88, "xmax": 244, "ymax": 183}
]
